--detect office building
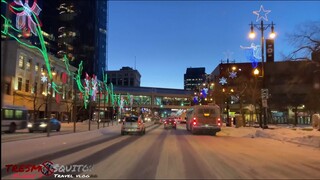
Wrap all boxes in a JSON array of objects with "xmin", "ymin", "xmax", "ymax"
[{"xmin": 184, "ymin": 67, "xmax": 206, "ymax": 90}]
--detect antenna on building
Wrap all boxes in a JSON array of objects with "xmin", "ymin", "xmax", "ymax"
[{"xmin": 134, "ymin": 56, "xmax": 137, "ymax": 70}]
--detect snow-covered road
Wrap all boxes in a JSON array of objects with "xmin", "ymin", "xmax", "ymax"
[{"xmin": 1, "ymin": 123, "xmax": 319, "ymax": 179}]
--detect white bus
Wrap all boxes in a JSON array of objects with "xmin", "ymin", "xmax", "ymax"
[{"xmin": 1, "ymin": 106, "xmax": 28, "ymax": 133}]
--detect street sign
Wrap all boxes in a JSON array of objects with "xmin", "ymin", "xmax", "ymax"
[
  {"xmin": 262, "ymin": 99, "xmax": 268, "ymax": 108},
  {"xmin": 261, "ymin": 89, "xmax": 269, "ymax": 99},
  {"xmin": 262, "ymin": 99, "xmax": 268, "ymax": 107}
]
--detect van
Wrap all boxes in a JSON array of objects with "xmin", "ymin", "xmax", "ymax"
[{"xmin": 185, "ymin": 105, "xmax": 221, "ymax": 136}]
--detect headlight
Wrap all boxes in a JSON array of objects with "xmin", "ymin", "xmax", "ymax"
[
  {"xmin": 40, "ymin": 123, "xmax": 47, "ymax": 127},
  {"xmin": 27, "ymin": 123, "xmax": 33, "ymax": 128}
]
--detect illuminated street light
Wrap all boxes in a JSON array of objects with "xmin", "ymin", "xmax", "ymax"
[
  {"xmin": 248, "ymin": 5, "xmax": 276, "ymax": 129},
  {"xmin": 253, "ymin": 68, "xmax": 260, "ymax": 76}
]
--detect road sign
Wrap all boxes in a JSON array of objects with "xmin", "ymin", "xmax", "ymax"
[
  {"xmin": 262, "ymin": 99, "xmax": 268, "ymax": 108},
  {"xmin": 261, "ymin": 89, "xmax": 269, "ymax": 99}
]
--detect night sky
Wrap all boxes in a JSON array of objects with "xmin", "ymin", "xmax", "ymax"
[{"xmin": 108, "ymin": 1, "xmax": 320, "ymax": 89}]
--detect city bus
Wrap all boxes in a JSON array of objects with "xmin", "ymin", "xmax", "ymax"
[{"xmin": 1, "ymin": 105, "xmax": 28, "ymax": 133}]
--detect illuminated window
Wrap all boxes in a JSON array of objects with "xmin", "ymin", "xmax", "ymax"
[
  {"xmin": 18, "ymin": 55, "xmax": 24, "ymax": 69},
  {"xmin": 26, "ymin": 59, "xmax": 31, "ymax": 70},
  {"xmin": 35, "ymin": 63, "xmax": 39, "ymax": 72}
]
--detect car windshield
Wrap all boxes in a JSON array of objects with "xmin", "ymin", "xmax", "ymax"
[{"xmin": 125, "ymin": 117, "xmax": 138, "ymax": 122}]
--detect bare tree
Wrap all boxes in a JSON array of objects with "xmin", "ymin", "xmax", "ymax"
[{"xmin": 284, "ymin": 21, "xmax": 320, "ymax": 61}]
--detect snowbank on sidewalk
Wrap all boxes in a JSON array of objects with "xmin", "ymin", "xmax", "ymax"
[{"xmin": 220, "ymin": 125, "xmax": 320, "ymax": 148}]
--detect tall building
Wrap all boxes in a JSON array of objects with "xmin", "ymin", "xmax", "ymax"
[
  {"xmin": 40, "ymin": 0, "xmax": 108, "ymax": 80},
  {"xmin": 106, "ymin": 67, "xmax": 141, "ymax": 87},
  {"xmin": 184, "ymin": 67, "xmax": 206, "ymax": 90}
]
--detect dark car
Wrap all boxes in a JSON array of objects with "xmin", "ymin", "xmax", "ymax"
[
  {"xmin": 27, "ymin": 118, "xmax": 61, "ymax": 133},
  {"xmin": 164, "ymin": 118, "xmax": 177, "ymax": 129}
]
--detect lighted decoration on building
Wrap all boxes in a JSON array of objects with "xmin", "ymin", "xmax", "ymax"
[
  {"xmin": 253, "ymin": 5, "xmax": 271, "ymax": 22},
  {"xmin": 201, "ymin": 88, "xmax": 208, "ymax": 98},
  {"xmin": 2, "ymin": 0, "xmax": 60, "ymax": 94},
  {"xmin": 9, "ymin": 0, "xmax": 42, "ymax": 36},
  {"xmin": 219, "ymin": 77, "xmax": 227, "ymax": 85},
  {"xmin": 91, "ymin": 75, "xmax": 98, "ymax": 101},
  {"xmin": 193, "ymin": 96, "xmax": 199, "ymax": 104},
  {"xmin": 56, "ymin": 93, "xmax": 61, "ymax": 104},
  {"xmin": 240, "ymin": 43, "xmax": 261, "ymax": 68},
  {"xmin": 229, "ymin": 71, "xmax": 237, "ymax": 79},
  {"xmin": 40, "ymin": 75, "xmax": 47, "ymax": 83}
]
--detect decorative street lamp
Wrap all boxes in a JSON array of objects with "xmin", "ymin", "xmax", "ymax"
[{"xmin": 248, "ymin": 5, "xmax": 276, "ymax": 129}]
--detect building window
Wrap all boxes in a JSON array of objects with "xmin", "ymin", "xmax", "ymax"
[
  {"xmin": 35, "ymin": 63, "xmax": 39, "ymax": 72},
  {"xmin": 25, "ymin": 80, "xmax": 30, "ymax": 92},
  {"xmin": 40, "ymin": 84, "xmax": 44, "ymax": 94},
  {"xmin": 18, "ymin": 55, "xmax": 24, "ymax": 69},
  {"xmin": 41, "ymin": 65, "xmax": 45, "ymax": 74},
  {"xmin": 34, "ymin": 82, "xmax": 38, "ymax": 94},
  {"xmin": 26, "ymin": 59, "xmax": 31, "ymax": 70},
  {"xmin": 18, "ymin": 77, "xmax": 22, "ymax": 91},
  {"xmin": 5, "ymin": 82, "xmax": 10, "ymax": 95}
]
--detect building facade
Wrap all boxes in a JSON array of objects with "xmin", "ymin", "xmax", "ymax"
[
  {"xmin": 106, "ymin": 67, "xmax": 141, "ymax": 87},
  {"xmin": 39, "ymin": 0, "xmax": 108, "ymax": 80},
  {"xmin": 184, "ymin": 67, "xmax": 206, "ymax": 90},
  {"xmin": 209, "ymin": 59, "xmax": 320, "ymax": 125},
  {"xmin": 1, "ymin": 40, "xmax": 77, "ymax": 121}
]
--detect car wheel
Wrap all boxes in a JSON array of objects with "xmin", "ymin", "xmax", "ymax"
[
  {"xmin": 211, "ymin": 132, "xmax": 216, "ymax": 136},
  {"xmin": 29, "ymin": 130, "xmax": 33, "ymax": 133},
  {"xmin": 56, "ymin": 126, "xmax": 61, "ymax": 132}
]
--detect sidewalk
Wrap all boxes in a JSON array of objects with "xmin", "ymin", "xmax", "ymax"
[{"xmin": 219, "ymin": 124, "xmax": 320, "ymax": 148}]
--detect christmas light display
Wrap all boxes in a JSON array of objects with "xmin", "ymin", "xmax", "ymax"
[
  {"xmin": 219, "ymin": 77, "xmax": 227, "ymax": 85},
  {"xmin": 40, "ymin": 75, "xmax": 47, "ymax": 83},
  {"xmin": 2, "ymin": 0, "xmax": 60, "ymax": 94},
  {"xmin": 240, "ymin": 43, "xmax": 261, "ymax": 68},
  {"xmin": 229, "ymin": 71, "xmax": 237, "ymax": 79},
  {"xmin": 253, "ymin": 5, "xmax": 271, "ymax": 22},
  {"xmin": 9, "ymin": 0, "xmax": 42, "ymax": 36},
  {"xmin": 2, "ymin": 0, "xmax": 139, "ymax": 111},
  {"xmin": 201, "ymin": 88, "xmax": 208, "ymax": 98}
]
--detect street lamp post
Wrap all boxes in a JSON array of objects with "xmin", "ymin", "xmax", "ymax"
[{"xmin": 248, "ymin": 5, "xmax": 276, "ymax": 129}]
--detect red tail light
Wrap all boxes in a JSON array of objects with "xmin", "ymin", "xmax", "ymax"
[
  {"xmin": 217, "ymin": 118, "xmax": 221, "ymax": 126},
  {"xmin": 193, "ymin": 118, "xmax": 197, "ymax": 126}
]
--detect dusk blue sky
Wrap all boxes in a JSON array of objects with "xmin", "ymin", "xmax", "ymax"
[{"xmin": 108, "ymin": 1, "xmax": 320, "ymax": 89}]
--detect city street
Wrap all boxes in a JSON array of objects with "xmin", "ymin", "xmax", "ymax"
[
  {"xmin": 1, "ymin": 121, "xmax": 119, "ymax": 143},
  {"xmin": 1, "ymin": 123, "xmax": 320, "ymax": 179}
]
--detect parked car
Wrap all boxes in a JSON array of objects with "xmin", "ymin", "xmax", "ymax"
[
  {"xmin": 164, "ymin": 118, "xmax": 177, "ymax": 129},
  {"xmin": 121, "ymin": 116, "xmax": 145, "ymax": 135},
  {"xmin": 28, "ymin": 118, "xmax": 61, "ymax": 133}
]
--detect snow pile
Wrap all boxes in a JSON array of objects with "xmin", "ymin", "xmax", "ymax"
[{"xmin": 221, "ymin": 125, "xmax": 320, "ymax": 148}]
